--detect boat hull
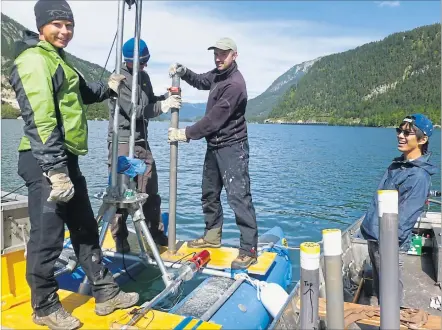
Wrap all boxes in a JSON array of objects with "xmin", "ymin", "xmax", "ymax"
[{"xmin": 170, "ymin": 226, "xmax": 293, "ymax": 329}]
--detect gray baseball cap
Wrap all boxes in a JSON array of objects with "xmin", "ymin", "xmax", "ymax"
[{"xmin": 207, "ymin": 37, "xmax": 237, "ymax": 52}]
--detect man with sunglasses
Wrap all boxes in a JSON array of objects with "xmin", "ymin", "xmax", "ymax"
[
  {"xmin": 360, "ymin": 113, "xmax": 438, "ymax": 307},
  {"xmin": 107, "ymin": 38, "xmax": 182, "ymax": 252}
]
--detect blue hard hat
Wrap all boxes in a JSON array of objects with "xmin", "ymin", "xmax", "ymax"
[
  {"xmin": 123, "ymin": 38, "xmax": 150, "ymax": 63},
  {"xmin": 403, "ymin": 113, "xmax": 434, "ymax": 137}
]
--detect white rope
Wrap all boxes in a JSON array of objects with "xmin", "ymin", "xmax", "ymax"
[
  {"xmin": 430, "ymin": 296, "xmax": 441, "ymax": 311},
  {"xmin": 257, "ymin": 240, "xmax": 323, "ymax": 251},
  {"xmin": 19, "ymin": 224, "xmax": 28, "ymax": 258},
  {"xmin": 234, "ymin": 273, "xmax": 267, "ymax": 301}
]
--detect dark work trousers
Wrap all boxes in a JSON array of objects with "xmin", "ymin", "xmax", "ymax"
[
  {"xmin": 367, "ymin": 240, "xmax": 405, "ymax": 307},
  {"xmin": 202, "ymin": 140, "xmax": 258, "ymax": 257},
  {"xmin": 107, "ymin": 141, "xmax": 162, "ymax": 240},
  {"xmin": 17, "ymin": 150, "xmax": 119, "ymax": 317}
]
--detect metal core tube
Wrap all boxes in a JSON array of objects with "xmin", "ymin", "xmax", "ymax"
[
  {"xmin": 110, "ymin": 0, "xmax": 126, "ymax": 190},
  {"xmin": 128, "ymin": 0, "xmax": 143, "ymax": 158},
  {"xmin": 300, "ymin": 242, "xmax": 320, "ymax": 330},
  {"xmin": 323, "ymin": 229, "xmax": 344, "ymax": 329},
  {"xmin": 378, "ymin": 190, "xmax": 400, "ymax": 330},
  {"xmin": 168, "ymin": 75, "xmax": 181, "ymax": 253}
]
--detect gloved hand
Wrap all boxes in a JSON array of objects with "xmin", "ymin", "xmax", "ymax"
[
  {"xmin": 158, "ymin": 220, "xmax": 165, "ymax": 232},
  {"xmin": 45, "ymin": 167, "xmax": 75, "ymax": 203},
  {"xmin": 169, "ymin": 63, "xmax": 187, "ymax": 78},
  {"xmin": 108, "ymin": 73, "xmax": 126, "ymax": 94},
  {"xmin": 160, "ymin": 95, "xmax": 182, "ymax": 114},
  {"xmin": 168, "ymin": 128, "xmax": 188, "ymax": 143}
]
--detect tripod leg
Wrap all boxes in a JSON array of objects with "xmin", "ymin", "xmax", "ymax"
[
  {"xmin": 95, "ymin": 201, "xmax": 108, "ymax": 224},
  {"xmin": 98, "ymin": 205, "xmax": 117, "ymax": 246},
  {"xmin": 133, "ymin": 221, "xmax": 154, "ymax": 265},
  {"xmin": 131, "ymin": 202, "xmax": 172, "ymax": 288}
]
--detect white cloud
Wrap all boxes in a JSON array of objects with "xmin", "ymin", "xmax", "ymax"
[
  {"xmin": 375, "ymin": 1, "xmax": 401, "ymax": 8},
  {"xmin": 2, "ymin": 1, "xmax": 379, "ymax": 103}
]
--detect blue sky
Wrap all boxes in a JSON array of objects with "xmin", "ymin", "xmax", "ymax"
[
  {"xmin": 171, "ymin": 1, "xmax": 440, "ymax": 36},
  {"xmin": 3, "ymin": 0, "xmax": 440, "ymax": 102}
]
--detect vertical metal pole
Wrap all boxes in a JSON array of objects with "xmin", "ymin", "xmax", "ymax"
[
  {"xmin": 322, "ymin": 229, "xmax": 344, "ymax": 330},
  {"xmin": 129, "ymin": 0, "xmax": 143, "ymax": 158},
  {"xmin": 300, "ymin": 242, "xmax": 320, "ymax": 330},
  {"xmin": 110, "ymin": 0, "xmax": 126, "ymax": 190},
  {"xmin": 128, "ymin": 0, "xmax": 143, "ymax": 158},
  {"xmin": 378, "ymin": 190, "xmax": 400, "ymax": 330},
  {"xmin": 82, "ymin": 0, "xmax": 125, "ymax": 293},
  {"xmin": 168, "ymin": 75, "xmax": 180, "ymax": 253}
]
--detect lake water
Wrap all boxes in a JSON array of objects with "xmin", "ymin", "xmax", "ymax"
[{"xmin": 2, "ymin": 119, "xmax": 441, "ymax": 303}]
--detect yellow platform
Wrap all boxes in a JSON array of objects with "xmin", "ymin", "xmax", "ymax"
[
  {"xmin": 101, "ymin": 230, "xmax": 277, "ymax": 276},
  {"xmin": 159, "ymin": 242, "xmax": 276, "ymax": 275},
  {"xmin": 1, "ymin": 249, "xmax": 222, "ymax": 330},
  {"xmin": 1, "ymin": 289, "xmax": 221, "ymax": 329}
]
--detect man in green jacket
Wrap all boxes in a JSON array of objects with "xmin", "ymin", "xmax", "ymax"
[{"xmin": 9, "ymin": 1, "xmax": 139, "ymax": 328}]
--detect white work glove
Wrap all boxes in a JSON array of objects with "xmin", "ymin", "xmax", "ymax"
[
  {"xmin": 169, "ymin": 63, "xmax": 187, "ymax": 78},
  {"xmin": 158, "ymin": 220, "xmax": 165, "ymax": 232},
  {"xmin": 168, "ymin": 128, "xmax": 188, "ymax": 143},
  {"xmin": 160, "ymin": 94, "xmax": 182, "ymax": 114},
  {"xmin": 107, "ymin": 73, "xmax": 126, "ymax": 94},
  {"xmin": 45, "ymin": 167, "xmax": 75, "ymax": 203}
]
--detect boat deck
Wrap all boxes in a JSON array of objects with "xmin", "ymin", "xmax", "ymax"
[
  {"xmin": 402, "ymin": 253, "xmax": 441, "ymax": 314},
  {"xmin": 319, "ymin": 298, "xmax": 440, "ymax": 330},
  {"xmin": 1, "ymin": 288, "xmax": 223, "ymax": 330},
  {"xmin": 353, "ymin": 220, "xmax": 442, "ymax": 329},
  {"xmin": 102, "ymin": 228, "xmax": 278, "ymax": 275},
  {"xmin": 358, "ymin": 253, "xmax": 441, "ymax": 315}
]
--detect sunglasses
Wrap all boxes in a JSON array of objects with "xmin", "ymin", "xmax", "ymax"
[{"xmin": 396, "ymin": 127, "xmax": 416, "ymax": 137}]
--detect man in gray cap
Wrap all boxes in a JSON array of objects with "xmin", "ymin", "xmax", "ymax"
[{"xmin": 168, "ymin": 37, "xmax": 258, "ymax": 269}]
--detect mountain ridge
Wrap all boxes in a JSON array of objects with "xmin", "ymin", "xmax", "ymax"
[
  {"xmin": 0, "ymin": 13, "xmax": 206, "ymax": 121},
  {"xmin": 267, "ymin": 23, "xmax": 441, "ymax": 127},
  {"xmin": 245, "ymin": 57, "xmax": 321, "ymax": 121}
]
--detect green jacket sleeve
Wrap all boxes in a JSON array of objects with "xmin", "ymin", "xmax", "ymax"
[{"xmin": 10, "ymin": 52, "xmax": 67, "ymax": 172}]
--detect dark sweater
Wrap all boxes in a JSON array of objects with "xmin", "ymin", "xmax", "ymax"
[
  {"xmin": 107, "ymin": 64, "xmax": 166, "ymax": 143},
  {"xmin": 183, "ymin": 62, "xmax": 249, "ymax": 148}
]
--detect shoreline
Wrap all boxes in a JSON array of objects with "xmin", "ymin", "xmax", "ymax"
[{"xmin": 3, "ymin": 117, "xmax": 440, "ymax": 130}]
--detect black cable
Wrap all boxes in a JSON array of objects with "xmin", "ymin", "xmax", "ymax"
[
  {"xmin": 170, "ymin": 252, "xmax": 196, "ymax": 268},
  {"xmin": 85, "ymin": 30, "xmax": 118, "ymax": 112},
  {"xmin": 121, "ymin": 244, "xmax": 138, "ymax": 282},
  {"xmin": 121, "ymin": 250, "xmax": 196, "ymax": 283},
  {"xmin": 1, "ymin": 184, "xmax": 26, "ymax": 199},
  {"xmin": 142, "ymin": 310, "xmax": 155, "ymax": 329},
  {"xmin": 99, "ymin": 31, "xmax": 118, "ymax": 81}
]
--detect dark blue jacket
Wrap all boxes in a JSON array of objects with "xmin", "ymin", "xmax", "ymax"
[
  {"xmin": 360, "ymin": 153, "xmax": 438, "ymax": 251},
  {"xmin": 183, "ymin": 62, "xmax": 248, "ymax": 148}
]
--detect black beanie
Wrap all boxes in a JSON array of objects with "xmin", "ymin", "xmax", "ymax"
[{"xmin": 34, "ymin": 0, "xmax": 75, "ymax": 30}]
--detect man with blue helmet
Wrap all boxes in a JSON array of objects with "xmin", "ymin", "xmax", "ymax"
[
  {"xmin": 360, "ymin": 113, "xmax": 438, "ymax": 307},
  {"xmin": 107, "ymin": 38, "xmax": 181, "ymax": 251}
]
